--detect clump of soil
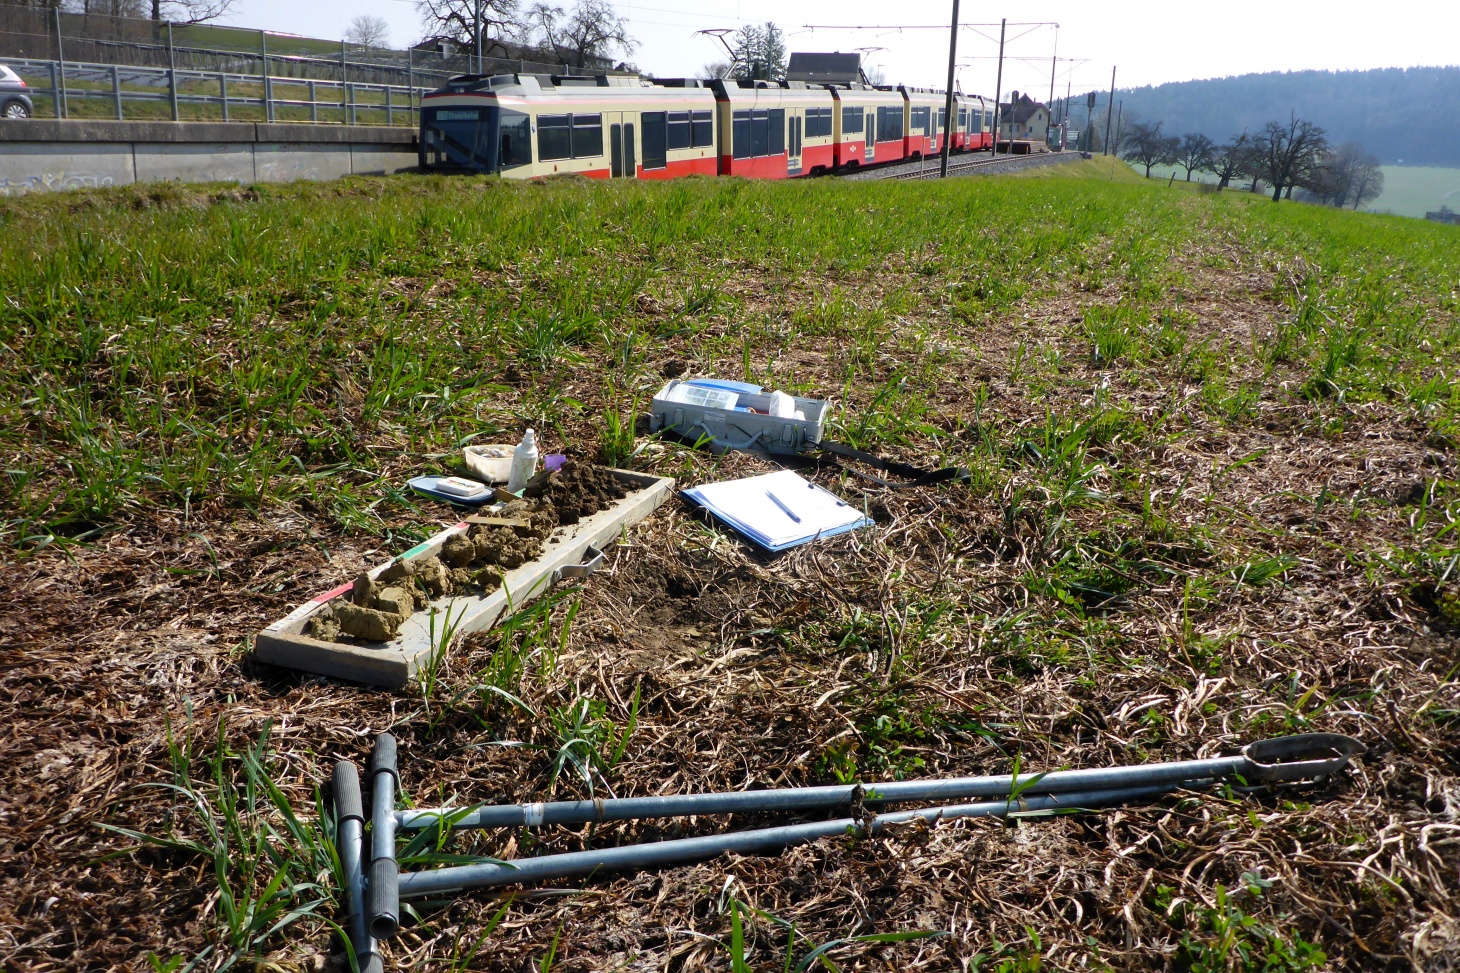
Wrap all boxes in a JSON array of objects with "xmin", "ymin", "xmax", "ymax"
[
  {"xmin": 308, "ymin": 462, "xmax": 627, "ymax": 643},
  {"xmin": 525, "ymin": 460, "xmax": 627, "ymax": 525}
]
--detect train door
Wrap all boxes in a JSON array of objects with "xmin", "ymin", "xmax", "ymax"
[
  {"xmin": 866, "ymin": 110, "xmax": 876, "ymax": 161},
  {"xmin": 607, "ymin": 112, "xmax": 638, "ymax": 178},
  {"xmin": 788, "ymin": 112, "xmax": 803, "ymax": 176}
]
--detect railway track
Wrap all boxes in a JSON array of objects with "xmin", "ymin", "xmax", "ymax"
[{"xmin": 840, "ymin": 150, "xmax": 1083, "ymax": 182}]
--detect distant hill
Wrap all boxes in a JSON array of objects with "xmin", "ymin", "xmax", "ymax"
[{"xmin": 1110, "ymin": 66, "xmax": 1460, "ymax": 167}]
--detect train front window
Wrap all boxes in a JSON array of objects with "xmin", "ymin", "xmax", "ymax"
[
  {"xmin": 422, "ymin": 108, "xmax": 488, "ymax": 169},
  {"xmin": 421, "ymin": 106, "xmax": 531, "ymax": 173}
]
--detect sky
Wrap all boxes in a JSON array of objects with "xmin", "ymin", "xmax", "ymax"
[{"xmin": 222, "ymin": 0, "xmax": 1459, "ymax": 97}]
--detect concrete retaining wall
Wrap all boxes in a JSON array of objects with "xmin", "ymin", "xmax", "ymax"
[{"xmin": 0, "ymin": 119, "xmax": 418, "ymax": 195}]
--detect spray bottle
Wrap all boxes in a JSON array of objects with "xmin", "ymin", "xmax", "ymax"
[{"xmin": 507, "ymin": 429, "xmax": 538, "ymax": 493}]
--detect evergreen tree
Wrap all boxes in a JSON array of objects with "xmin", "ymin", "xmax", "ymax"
[{"xmin": 730, "ymin": 21, "xmax": 787, "ymax": 81}]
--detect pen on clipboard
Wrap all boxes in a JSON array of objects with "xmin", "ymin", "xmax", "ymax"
[{"xmin": 765, "ymin": 490, "xmax": 801, "ymax": 523}]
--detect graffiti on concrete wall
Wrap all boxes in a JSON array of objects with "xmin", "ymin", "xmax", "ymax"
[{"xmin": 0, "ymin": 171, "xmax": 118, "ymax": 196}]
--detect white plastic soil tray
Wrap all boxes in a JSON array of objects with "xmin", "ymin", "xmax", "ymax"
[{"xmin": 255, "ymin": 469, "xmax": 674, "ymax": 688}]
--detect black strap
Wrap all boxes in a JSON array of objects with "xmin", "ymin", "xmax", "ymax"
[
  {"xmin": 816, "ymin": 440, "xmax": 971, "ymax": 489},
  {"xmin": 670, "ymin": 425, "xmax": 968, "ymax": 490},
  {"xmin": 729, "ymin": 441, "xmax": 967, "ymax": 490}
]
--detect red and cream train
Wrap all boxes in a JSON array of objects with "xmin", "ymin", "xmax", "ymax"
[{"xmin": 419, "ymin": 74, "xmax": 994, "ymax": 180}]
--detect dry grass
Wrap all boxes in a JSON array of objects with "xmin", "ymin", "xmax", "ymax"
[{"xmin": 1, "ymin": 163, "xmax": 1458, "ymax": 972}]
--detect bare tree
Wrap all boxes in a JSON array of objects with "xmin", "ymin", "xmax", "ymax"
[
  {"xmin": 346, "ymin": 14, "xmax": 391, "ymax": 50},
  {"xmin": 78, "ymin": 1, "xmax": 147, "ymax": 16},
  {"xmin": 1298, "ymin": 143, "xmax": 1386, "ymax": 210},
  {"xmin": 1204, "ymin": 133, "xmax": 1249, "ymax": 189},
  {"xmin": 1348, "ymin": 156, "xmax": 1384, "ymax": 210},
  {"xmin": 529, "ymin": 0, "xmax": 634, "ymax": 68},
  {"xmin": 149, "ymin": 0, "xmax": 233, "ymax": 24},
  {"xmin": 1251, "ymin": 113, "xmax": 1328, "ymax": 203},
  {"xmin": 1120, "ymin": 119, "xmax": 1179, "ymax": 178},
  {"xmin": 700, "ymin": 60, "xmax": 731, "ymax": 79},
  {"xmin": 417, "ymin": 0, "xmax": 522, "ymax": 56},
  {"xmin": 1175, "ymin": 132, "xmax": 1215, "ymax": 182}
]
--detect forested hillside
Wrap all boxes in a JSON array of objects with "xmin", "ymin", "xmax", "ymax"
[{"xmin": 1112, "ymin": 66, "xmax": 1459, "ymax": 166}]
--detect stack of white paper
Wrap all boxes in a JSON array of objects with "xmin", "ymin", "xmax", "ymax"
[{"xmin": 683, "ymin": 469, "xmax": 872, "ymax": 552}]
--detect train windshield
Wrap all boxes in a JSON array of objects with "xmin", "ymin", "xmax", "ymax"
[{"xmin": 421, "ymin": 106, "xmax": 532, "ymax": 173}]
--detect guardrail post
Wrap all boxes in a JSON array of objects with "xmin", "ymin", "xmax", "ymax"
[
  {"xmin": 53, "ymin": 10, "xmax": 67, "ymax": 118},
  {"xmin": 347, "ymin": 83, "xmax": 356, "ymax": 126},
  {"xmin": 340, "ymin": 39, "xmax": 348, "ymax": 125},
  {"xmin": 261, "ymin": 30, "xmax": 273, "ymax": 123},
  {"xmin": 111, "ymin": 64, "xmax": 123, "ymax": 119},
  {"xmin": 220, "ymin": 73, "xmax": 229, "ymax": 122},
  {"xmin": 308, "ymin": 79, "xmax": 317, "ymax": 122},
  {"xmin": 385, "ymin": 85, "xmax": 392, "ymax": 126},
  {"xmin": 166, "ymin": 22, "xmax": 179, "ymax": 121}
]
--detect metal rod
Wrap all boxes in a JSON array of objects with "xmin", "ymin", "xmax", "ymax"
[
  {"xmin": 938, "ymin": 0, "xmax": 959, "ymax": 177},
  {"xmin": 399, "ymin": 784, "xmax": 1187, "ymax": 896},
  {"xmin": 333, "ymin": 762, "xmax": 382, "ymax": 973},
  {"xmin": 1103, "ymin": 65, "xmax": 1116, "ymax": 155},
  {"xmin": 167, "ymin": 22, "xmax": 178, "ymax": 121},
  {"xmin": 399, "ymin": 734, "xmax": 1361, "ymax": 831},
  {"xmin": 112, "ymin": 64, "xmax": 122, "ymax": 120},
  {"xmin": 54, "ymin": 10, "xmax": 66, "ymax": 119},
  {"xmin": 262, "ymin": 31, "xmax": 273, "ymax": 123},
  {"xmin": 366, "ymin": 733, "xmax": 400, "ymax": 940},
  {"xmin": 989, "ymin": 18, "xmax": 1005, "ymax": 156},
  {"xmin": 1047, "ymin": 27, "xmax": 1058, "ymax": 111}
]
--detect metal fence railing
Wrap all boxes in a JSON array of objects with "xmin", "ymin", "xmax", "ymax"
[
  {"xmin": 0, "ymin": 1, "xmax": 637, "ymax": 127},
  {"xmin": 8, "ymin": 56, "xmax": 427, "ymax": 126}
]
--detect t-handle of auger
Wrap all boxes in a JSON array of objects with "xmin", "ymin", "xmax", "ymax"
[
  {"xmin": 333, "ymin": 761, "xmax": 383, "ymax": 973},
  {"xmin": 366, "ymin": 733, "xmax": 400, "ymax": 940}
]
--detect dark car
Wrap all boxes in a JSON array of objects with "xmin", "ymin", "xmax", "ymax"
[{"xmin": 1, "ymin": 64, "xmax": 34, "ymax": 119}]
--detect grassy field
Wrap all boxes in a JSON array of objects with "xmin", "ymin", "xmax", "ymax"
[
  {"xmin": 1369, "ymin": 166, "xmax": 1460, "ymax": 219},
  {"xmin": 1126, "ymin": 161, "xmax": 1460, "ymax": 219},
  {"xmin": 2, "ymin": 162, "xmax": 1459, "ymax": 972}
]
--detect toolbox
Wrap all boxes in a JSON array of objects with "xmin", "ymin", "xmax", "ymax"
[{"xmin": 649, "ymin": 379, "xmax": 829, "ymax": 456}]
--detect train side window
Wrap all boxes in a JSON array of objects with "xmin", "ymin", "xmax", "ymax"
[
  {"xmin": 841, "ymin": 106, "xmax": 863, "ymax": 135},
  {"xmin": 667, "ymin": 111, "xmax": 691, "ymax": 150},
  {"xmin": 732, "ymin": 109, "xmax": 752, "ymax": 159},
  {"xmin": 809, "ymin": 107, "xmax": 831, "ymax": 138},
  {"xmin": 769, "ymin": 109, "xmax": 785, "ymax": 155},
  {"xmin": 572, "ymin": 113, "xmax": 603, "ymax": 158},
  {"xmin": 877, "ymin": 106, "xmax": 902, "ymax": 142},
  {"xmin": 537, "ymin": 114, "xmax": 571, "ymax": 161},
  {"xmin": 500, "ymin": 109, "xmax": 532, "ymax": 167},
  {"xmin": 691, "ymin": 109, "xmax": 714, "ymax": 147},
  {"xmin": 750, "ymin": 109, "xmax": 769, "ymax": 157},
  {"xmin": 641, "ymin": 111, "xmax": 668, "ymax": 169}
]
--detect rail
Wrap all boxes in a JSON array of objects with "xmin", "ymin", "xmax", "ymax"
[
  {"xmin": 6, "ymin": 56, "xmax": 429, "ymax": 127},
  {"xmin": 835, "ymin": 149, "xmax": 1081, "ymax": 181}
]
